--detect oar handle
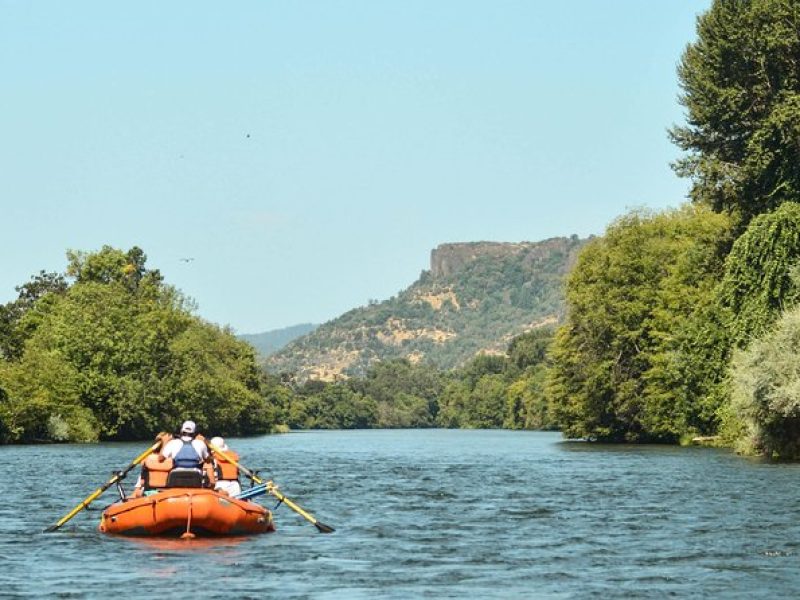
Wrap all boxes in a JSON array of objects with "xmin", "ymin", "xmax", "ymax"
[{"xmin": 44, "ymin": 441, "xmax": 162, "ymax": 533}]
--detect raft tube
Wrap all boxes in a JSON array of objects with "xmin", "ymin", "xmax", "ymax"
[{"xmin": 99, "ymin": 488, "xmax": 275, "ymax": 537}]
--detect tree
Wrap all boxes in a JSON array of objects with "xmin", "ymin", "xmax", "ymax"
[
  {"xmin": 349, "ymin": 359, "xmax": 443, "ymax": 424},
  {"xmin": 671, "ymin": 0, "xmax": 800, "ymax": 224},
  {"xmin": 66, "ymin": 245, "xmax": 161, "ymax": 290},
  {"xmin": 465, "ymin": 374, "xmax": 506, "ymax": 428},
  {"xmin": 292, "ymin": 384, "xmax": 377, "ymax": 429},
  {"xmin": 507, "ymin": 328, "xmax": 553, "ymax": 372},
  {"xmin": 730, "ymin": 306, "xmax": 800, "ymax": 458},
  {"xmin": 505, "ymin": 364, "xmax": 553, "ymax": 430},
  {"xmin": 0, "ymin": 246, "xmax": 275, "ymax": 443},
  {"xmin": 436, "ymin": 380, "xmax": 471, "ymax": 428},
  {"xmin": 717, "ymin": 202, "xmax": 800, "ymax": 347},
  {"xmin": 0, "ymin": 271, "xmax": 67, "ymax": 361},
  {"xmin": 548, "ymin": 206, "xmax": 732, "ymax": 441}
]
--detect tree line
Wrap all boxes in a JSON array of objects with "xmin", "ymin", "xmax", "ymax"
[
  {"xmin": 280, "ymin": 325, "xmax": 556, "ymax": 431},
  {"xmin": 0, "ymin": 244, "xmax": 555, "ymax": 443},
  {"xmin": 0, "ymin": 247, "xmax": 280, "ymax": 443}
]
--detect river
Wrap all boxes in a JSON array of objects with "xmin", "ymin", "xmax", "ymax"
[{"xmin": 2, "ymin": 429, "xmax": 799, "ymax": 598}]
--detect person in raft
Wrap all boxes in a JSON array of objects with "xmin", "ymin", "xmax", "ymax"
[
  {"xmin": 210, "ymin": 436, "xmax": 242, "ymax": 497},
  {"xmin": 159, "ymin": 420, "xmax": 214, "ymax": 484},
  {"xmin": 131, "ymin": 431, "xmax": 174, "ymax": 498}
]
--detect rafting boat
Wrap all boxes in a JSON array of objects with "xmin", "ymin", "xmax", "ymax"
[{"xmin": 99, "ymin": 488, "xmax": 275, "ymax": 537}]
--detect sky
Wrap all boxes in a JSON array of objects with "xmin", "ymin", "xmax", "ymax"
[{"xmin": 1, "ymin": 0, "xmax": 711, "ymax": 334}]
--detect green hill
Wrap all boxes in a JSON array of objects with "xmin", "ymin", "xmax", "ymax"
[
  {"xmin": 266, "ymin": 237, "xmax": 587, "ymax": 380},
  {"xmin": 239, "ymin": 323, "xmax": 318, "ymax": 358}
]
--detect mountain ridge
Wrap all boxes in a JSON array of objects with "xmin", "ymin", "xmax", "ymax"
[
  {"xmin": 266, "ymin": 236, "xmax": 587, "ymax": 380},
  {"xmin": 239, "ymin": 323, "xmax": 318, "ymax": 358}
]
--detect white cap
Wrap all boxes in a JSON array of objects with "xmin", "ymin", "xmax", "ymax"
[
  {"xmin": 180, "ymin": 420, "xmax": 196, "ymax": 435},
  {"xmin": 210, "ymin": 436, "xmax": 227, "ymax": 451}
]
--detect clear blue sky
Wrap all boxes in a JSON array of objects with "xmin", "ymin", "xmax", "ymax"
[{"xmin": 1, "ymin": 1, "xmax": 710, "ymax": 333}]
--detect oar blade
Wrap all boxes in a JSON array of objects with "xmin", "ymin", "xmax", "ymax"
[{"xmin": 314, "ymin": 520, "xmax": 335, "ymax": 534}]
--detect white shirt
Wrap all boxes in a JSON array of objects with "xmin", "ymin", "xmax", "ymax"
[{"xmin": 161, "ymin": 436, "xmax": 209, "ymax": 461}]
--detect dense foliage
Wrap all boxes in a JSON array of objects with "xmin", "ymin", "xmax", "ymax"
[
  {"xmin": 0, "ymin": 247, "xmax": 280, "ymax": 443},
  {"xmin": 281, "ymin": 327, "xmax": 556, "ymax": 431},
  {"xmin": 542, "ymin": 0, "xmax": 800, "ymax": 456},
  {"xmin": 548, "ymin": 207, "xmax": 732, "ymax": 442},
  {"xmin": 670, "ymin": 0, "xmax": 800, "ymax": 224},
  {"xmin": 0, "ymin": 245, "xmax": 563, "ymax": 443},
  {"xmin": 730, "ymin": 307, "xmax": 800, "ymax": 457},
  {"xmin": 717, "ymin": 202, "xmax": 800, "ymax": 346}
]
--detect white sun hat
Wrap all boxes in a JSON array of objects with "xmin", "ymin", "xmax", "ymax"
[{"xmin": 210, "ymin": 436, "xmax": 228, "ymax": 451}]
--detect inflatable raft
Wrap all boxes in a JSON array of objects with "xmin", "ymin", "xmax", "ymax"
[{"xmin": 99, "ymin": 488, "xmax": 275, "ymax": 537}]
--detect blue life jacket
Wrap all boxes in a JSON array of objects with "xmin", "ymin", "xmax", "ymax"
[{"xmin": 174, "ymin": 439, "xmax": 202, "ymax": 470}]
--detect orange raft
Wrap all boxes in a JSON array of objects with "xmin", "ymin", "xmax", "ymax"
[{"xmin": 99, "ymin": 488, "xmax": 275, "ymax": 537}]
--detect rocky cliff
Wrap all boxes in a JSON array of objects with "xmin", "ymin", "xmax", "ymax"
[{"xmin": 431, "ymin": 238, "xmax": 582, "ymax": 278}]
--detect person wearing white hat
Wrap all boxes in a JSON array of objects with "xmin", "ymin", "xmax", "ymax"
[
  {"xmin": 210, "ymin": 436, "xmax": 242, "ymax": 497},
  {"xmin": 159, "ymin": 420, "xmax": 210, "ymax": 474}
]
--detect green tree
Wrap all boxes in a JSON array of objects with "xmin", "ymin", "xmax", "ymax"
[
  {"xmin": 505, "ymin": 364, "xmax": 553, "ymax": 430},
  {"xmin": 436, "ymin": 380, "xmax": 471, "ymax": 428},
  {"xmin": 0, "ymin": 271, "xmax": 67, "ymax": 361},
  {"xmin": 671, "ymin": 0, "xmax": 800, "ymax": 223},
  {"xmin": 349, "ymin": 359, "xmax": 443, "ymax": 425},
  {"xmin": 375, "ymin": 391, "xmax": 431, "ymax": 428},
  {"xmin": 465, "ymin": 374, "xmax": 507, "ymax": 428},
  {"xmin": 294, "ymin": 384, "xmax": 377, "ymax": 429},
  {"xmin": 717, "ymin": 202, "xmax": 800, "ymax": 347},
  {"xmin": 0, "ymin": 246, "xmax": 274, "ymax": 443},
  {"xmin": 507, "ymin": 328, "xmax": 553, "ymax": 372},
  {"xmin": 548, "ymin": 206, "xmax": 732, "ymax": 441},
  {"xmin": 730, "ymin": 306, "xmax": 800, "ymax": 458}
]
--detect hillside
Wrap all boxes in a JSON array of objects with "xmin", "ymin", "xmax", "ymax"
[
  {"xmin": 239, "ymin": 323, "xmax": 318, "ymax": 358},
  {"xmin": 266, "ymin": 237, "xmax": 587, "ymax": 380}
]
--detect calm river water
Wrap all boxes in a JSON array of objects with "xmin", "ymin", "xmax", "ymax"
[{"xmin": 2, "ymin": 430, "xmax": 800, "ymax": 598}]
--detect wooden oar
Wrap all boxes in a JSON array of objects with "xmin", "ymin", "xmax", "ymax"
[
  {"xmin": 43, "ymin": 441, "xmax": 162, "ymax": 533},
  {"xmin": 207, "ymin": 440, "xmax": 334, "ymax": 533}
]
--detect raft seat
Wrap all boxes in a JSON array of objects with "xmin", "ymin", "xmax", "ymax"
[{"xmin": 166, "ymin": 469, "xmax": 203, "ymax": 488}]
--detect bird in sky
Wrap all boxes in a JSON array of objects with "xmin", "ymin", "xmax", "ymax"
[{"xmin": 179, "ymin": 257, "xmax": 195, "ymax": 263}]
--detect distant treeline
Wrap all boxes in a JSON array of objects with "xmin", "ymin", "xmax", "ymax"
[{"xmin": 276, "ymin": 326, "xmax": 554, "ymax": 431}]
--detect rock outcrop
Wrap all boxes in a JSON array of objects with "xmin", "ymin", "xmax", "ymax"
[{"xmin": 430, "ymin": 237, "xmax": 583, "ymax": 279}]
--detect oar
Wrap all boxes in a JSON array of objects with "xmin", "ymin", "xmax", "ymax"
[
  {"xmin": 235, "ymin": 482, "xmax": 268, "ymax": 501},
  {"xmin": 206, "ymin": 440, "xmax": 334, "ymax": 533},
  {"xmin": 43, "ymin": 441, "xmax": 162, "ymax": 533}
]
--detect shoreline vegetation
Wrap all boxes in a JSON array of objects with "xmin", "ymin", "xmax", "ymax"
[{"xmin": 4, "ymin": 1, "xmax": 800, "ymax": 459}]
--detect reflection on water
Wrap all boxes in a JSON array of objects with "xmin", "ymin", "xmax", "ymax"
[
  {"xmin": 3, "ymin": 430, "xmax": 800, "ymax": 598},
  {"xmin": 127, "ymin": 535, "xmax": 250, "ymax": 553}
]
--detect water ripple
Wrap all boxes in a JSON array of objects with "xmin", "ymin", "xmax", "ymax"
[{"xmin": 3, "ymin": 430, "xmax": 800, "ymax": 598}]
